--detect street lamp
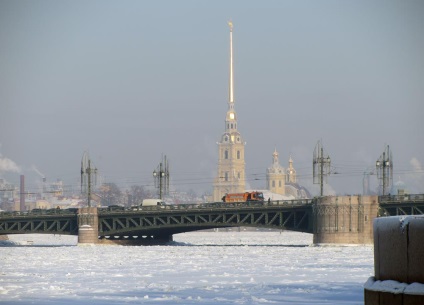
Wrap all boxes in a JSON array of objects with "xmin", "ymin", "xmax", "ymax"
[
  {"xmin": 153, "ymin": 155, "xmax": 170, "ymax": 200},
  {"xmin": 313, "ymin": 141, "xmax": 331, "ymax": 197},
  {"xmin": 376, "ymin": 145, "xmax": 393, "ymax": 196}
]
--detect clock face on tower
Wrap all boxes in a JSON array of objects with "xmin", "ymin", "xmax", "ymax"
[{"xmin": 229, "ymin": 112, "xmax": 235, "ymax": 120}]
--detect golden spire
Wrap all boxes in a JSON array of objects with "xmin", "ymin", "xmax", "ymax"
[{"xmin": 228, "ymin": 20, "xmax": 234, "ymax": 105}]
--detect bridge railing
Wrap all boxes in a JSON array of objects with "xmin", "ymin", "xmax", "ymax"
[
  {"xmin": 99, "ymin": 199, "xmax": 314, "ymax": 214},
  {"xmin": 379, "ymin": 194, "xmax": 424, "ymax": 204},
  {"xmin": 0, "ymin": 199, "xmax": 314, "ymax": 217},
  {"xmin": 0, "ymin": 208, "xmax": 78, "ymax": 218}
]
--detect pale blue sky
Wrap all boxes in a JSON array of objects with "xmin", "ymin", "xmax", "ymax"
[{"xmin": 1, "ymin": 0, "xmax": 423, "ymax": 195}]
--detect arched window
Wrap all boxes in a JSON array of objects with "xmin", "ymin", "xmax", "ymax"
[
  {"xmin": 237, "ymin": 151, "xmax": 240, "ymax": 159},
  {"xmin": 225, "ymin": 172, "xmax": 229, "ymax": 181},
  {"xmin": 224, "ymin": 150, "xmax": 228, "ymax": 159}
]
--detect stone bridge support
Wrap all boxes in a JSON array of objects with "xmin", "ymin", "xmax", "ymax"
[
  {"xmin": 313, "ymin": 195, "xmax": 379, "ymax": 244},
  {"xmin": 77, "ymin": 207, "xmax": 98, "ymax": 245},
  {"xmin": 364, "ymin": 216, "xmax": 424, "ymax": 304}
]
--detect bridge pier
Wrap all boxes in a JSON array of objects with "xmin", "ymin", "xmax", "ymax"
[
  {"xmin": 77, "ymin": 207, "xmax": 99, "ymax": 245},
  {"xmin": 313, "ymin": 195, "xmax": 379, "ymax": 244}
]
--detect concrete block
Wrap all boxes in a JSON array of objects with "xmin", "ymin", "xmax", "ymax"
[
  {"xmin": 404, "ymin": 294, "xmax": 424, "ymax": 305},
  {"xmin": 407, "ymin": 217, "xmax": 424, "ymax": 283},
  {"xmin": 364, "ymin": 288, "xmax": 379, "ymax": 305},
  {"xmin": 379, "ymin": 291, "xmax": 403, "ymax": 305},
  {"xmin": 374, "ymin": 217, "xmax": 408, "ymax": 282},
  {"xmin": 373, "ymin": 220, "xmax": 380, "ymax": 279}
]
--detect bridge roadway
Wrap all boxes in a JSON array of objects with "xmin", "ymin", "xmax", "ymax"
[{"xmin": 1, "ymin": 194, "xmax": 423, "ymax": 242}]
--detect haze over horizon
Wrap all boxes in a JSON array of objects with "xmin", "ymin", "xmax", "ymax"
[{"xmin": 1, "ymin": 0, "xmax": 423, "ymax": 196}]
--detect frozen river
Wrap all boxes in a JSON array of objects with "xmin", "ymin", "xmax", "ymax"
[{"xmin": 0, "ymin": 231, "xmax": 373, "ymax": 304}]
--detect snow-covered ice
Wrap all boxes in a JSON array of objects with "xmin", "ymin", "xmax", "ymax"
[{"xmin": 0, "ymin": 231, "xmax": 373, "ymax": 304}]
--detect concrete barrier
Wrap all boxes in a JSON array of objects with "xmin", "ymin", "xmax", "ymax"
[{"xmin": 364, "ymin": 215, "xmax": 424, "ymax": 304}]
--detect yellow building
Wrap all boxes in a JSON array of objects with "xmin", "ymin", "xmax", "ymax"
[
  {"xmin": 266, "ymin": 149, "xmax": 286, "ymax": 195},
  {"xmin": 213, "ymin": 22, "xmax": 246, "ymax": 202},
  {"xmin": 265, "ymin": 150, "xmax": 309, "ymax": 199}
]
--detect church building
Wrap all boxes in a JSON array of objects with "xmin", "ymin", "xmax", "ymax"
[
  {"xmin": 266, "ymin": 149, "xmax": 286, "ymax": 195},
  {"xmin": 213, "ymin": 22, "xmax": 246, "ymax": 202},
  {"xmin": 265, "ymin": 149, "xmax": 310, "ymax": 199},
  {"xmin": 212, "ymin": 23, "xmax": 310, "ymax": 202}
]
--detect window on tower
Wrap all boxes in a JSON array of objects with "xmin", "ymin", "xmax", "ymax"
[
  {"xmin": 225, "ymin": 172, "xmax": 228, "ymax": 181},
  {"xmin": 237, "ymin": 151, "xmax": 240, "ymax": 159},
  {"xmin": 225, "ymin": 150, "xmax": 228, "ymax": 159}
]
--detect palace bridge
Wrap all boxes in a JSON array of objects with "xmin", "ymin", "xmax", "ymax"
[{"xmin": 0, "ymin": 194, "xmax": 423, "ymax": 244}]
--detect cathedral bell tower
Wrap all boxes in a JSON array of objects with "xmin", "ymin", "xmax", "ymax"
[{"xmin": 213, "ymin": 21, "xmax": 246, "ymax": 202}]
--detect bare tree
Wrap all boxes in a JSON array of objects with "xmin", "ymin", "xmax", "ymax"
[{"xmin": 99, "ymin": 183, "xmax": 122, "ymax": 206}]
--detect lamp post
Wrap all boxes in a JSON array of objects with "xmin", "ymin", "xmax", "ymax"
[
  {"xmin": 153, "ymin": 155, "xmax": 169, "ymax": 200},
  {"xmin": 81, "ymin": 152, "xmax": 97, "ymax": 207},
  {"xmin": 376, "ymin": 145, "xmax": 393, "ymax": 196},
  {"xmin": 313, "ymin": 141, "xmax": 331, "ymax": 197},
  {"xmin": 153, "ymin": 164, "xmax": 165, "ymax": 200},
  {"xmin": 319, "ymin": 154, "xmax": 331, "ymax": 197}
]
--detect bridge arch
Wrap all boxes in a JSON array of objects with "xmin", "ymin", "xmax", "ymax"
[{"xmin": 97, "ymin": 203, "xmax": 313, "ymax": 242}]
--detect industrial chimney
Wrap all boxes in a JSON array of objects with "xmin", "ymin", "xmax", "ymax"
[{"xmin": 20, "ymin": 175, "xmax": 25, "ymax": 211}]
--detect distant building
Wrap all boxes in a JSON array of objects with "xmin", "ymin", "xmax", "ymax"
[
  {"xmin": 212, "ymin": 24, "xmax": 310, "ymax": 201},
  {"xmin": 266, "ymin": 149, "xmax": 286, "ymax": 195},
  {"xmin": 266, "ymin": 149, "xmax": 310, "ymax": 199},
  {"xmin": 25, "ymin": 199, "xmax": 51, "ymax": 210},
  {"xmin": 390, "ymin": 180, "xmax": 408, "ymax": 195}
]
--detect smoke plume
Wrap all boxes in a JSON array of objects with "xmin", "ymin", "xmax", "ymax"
[{"xmin": 0, "ymin": 154, "xmax": 21, "ymax": 174}]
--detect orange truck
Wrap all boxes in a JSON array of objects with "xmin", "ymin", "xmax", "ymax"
[{"xmin": 222, "ymin": 191, "xmax": 264, "ymax": 203}]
